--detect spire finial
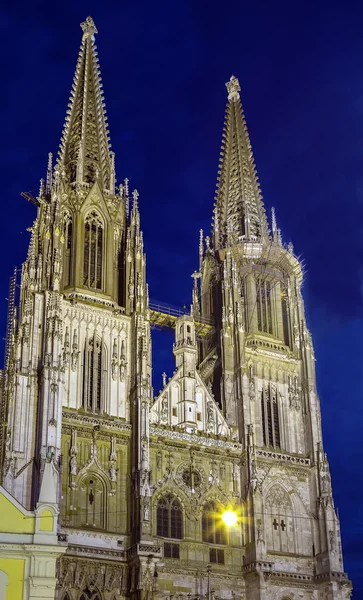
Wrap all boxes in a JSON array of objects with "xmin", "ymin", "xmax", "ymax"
[
  {"xmin": 81, "ymin": 16, "xmax": 97, "ymax": 40},
  {"xmin": 226, "ymin": 75, "xmax": 240, "ymax": 102}
]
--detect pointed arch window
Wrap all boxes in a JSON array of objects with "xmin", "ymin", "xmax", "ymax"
[
  {"xmin": 63, "ymin": 212, "xmax": 73, "ymax": 287},
  {"xmin": 77, "ymin": 475, "xmax": 105, "ymax": 531},
  {"xmin": 261, "ymin": 384, "xmax": 281, "ymax": 448},
  {"xmin": 281, "ymin": 284, "xmax": 290, "ymax": 346},
  {"xmin": 265, "ymin": 485, "xmax": 296, "ymax": 554},
  {"xmin": 83, "ymin": 211, "xmax": 103, "ymax": 290},
  {"xmin": 82, "ymin": 335, "xmax": 104, "ymax": 413},
  {"xmin": 256, "ymin": 278, "xmax": 273, "ymax": 334},
  {"xmin": 156, "ymin": 494, "xmax": 183, "ymax": 539},
  {"xmin": 202, "ymin": 501, "xmax": 227, "ymax": 545}
]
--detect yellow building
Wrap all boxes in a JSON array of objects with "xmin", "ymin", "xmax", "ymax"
[{"xmin": 0, "ymin": 462, "xmax": 66, "ymax": 599}]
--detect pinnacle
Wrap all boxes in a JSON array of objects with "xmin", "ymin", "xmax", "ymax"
[
  {"xmin": 226, "ymin": 75, "xmax": 240, "ymax": 102},
  {"xmin": 81, "ymin": 16, "xmax": 98, "ymax": 39}
]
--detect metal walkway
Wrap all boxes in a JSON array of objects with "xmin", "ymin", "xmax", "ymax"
[{"xmin": 149, "ymin": 302, "xmax": 213, "ymax": 338}]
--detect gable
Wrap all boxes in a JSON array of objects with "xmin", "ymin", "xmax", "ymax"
[{"xmin": 150, "ymin": 368, "xmax": 229, "ymax": 437}]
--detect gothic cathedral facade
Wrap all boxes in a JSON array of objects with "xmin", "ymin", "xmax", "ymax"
[{"xmin": 0, "ymin": 16, "xmax": 352, "ymax": 600}]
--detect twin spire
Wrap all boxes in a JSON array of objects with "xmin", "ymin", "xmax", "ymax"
[
  {"xmin": 213, "ymin": 76, "xmax": 269, "ymax": 248},
  {"xmin": 57, "ymin": 17, "xmax": 114, "ymax": 192}
]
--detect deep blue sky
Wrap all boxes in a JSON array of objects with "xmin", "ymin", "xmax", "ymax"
[{"xmin": 1, "ymin": 0, "xmax": 362, "ymax": 595}]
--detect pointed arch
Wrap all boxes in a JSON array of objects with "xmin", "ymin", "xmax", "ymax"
[
  {"xmin": 156, "ymin": 493, "xmax": 183, "ymax": 539},
  {"xmin": 83, "ymin": 210, "xmax": 104, "ymax": 290},
  {"xmin": 76, "ymin": 472, "xmax": 107, "ymax": 530},
  {"xmin": 265, "ymin": 484, "xmax": 295, "ymax": 554},
  {"xmin": 63, "ymin": 210, "xmax": 73, "ymax": 287},
  {"xmin": 82, "ymin": 333, "xmax": 105, "ymax": 413},
  {"xmin": 202, "ymin": 500, "xmax": 227, "ymax": 545},
  {"xmin": 79, "ymin": 587, "xmax": 102, "ymax": 600},
  {"xmin": 261, "ymin": 383, "xmax": 281, "ymax": 448},
  {"xmin": 256, "ymin": 277, "xmax": 273, "ymax": 334}
]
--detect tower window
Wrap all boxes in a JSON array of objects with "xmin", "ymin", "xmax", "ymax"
[
  {"xmin": 83, "ymin": 211, "xmax": 103, "ymax": 290},
  {"xmin": 281, "ymin": 284, "xmax": 290, "ymax": 346},
  {"xmin": 261, "ymin": 385, "xmax": 281, "ymax": 448},
  {"xmin": 63, "ymin": 212, "xmax": 73, "ymax": 287},
  {"xmin": 256, "ymin": 279, "xmax": 273, "ymax": 334},
  {"xmin": 82, "ymin": 335, "xmax": 103, "ymax": 413},
  {"xmin": 156, "ymin": 494, "xmax": 183, "ymax": 539},
  {"xmin": 202, "ymin": 502, "xmax": 227, "ymax": 545}
]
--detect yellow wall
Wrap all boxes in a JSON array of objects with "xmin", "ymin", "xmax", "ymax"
[
  {"xmin": 0, "ymin": 558, "xmax": 24, "ymax": 599},
  {"xmin": 39, "ymin": 509, "xmax": 53, "ymax": 532},
  {"xmin": 0, "ymin": 493, "xmax": 34, "ymax": 534}
]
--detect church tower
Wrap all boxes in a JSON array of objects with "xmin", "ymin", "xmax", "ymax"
[
  {"xmin": 191, "ymin": 75, "xmax": 352, "ymax": 599},
  {"xmin": 1, "ymin": 17, "xmax": 153, "ymax": 599},
  {"xmin": 0, "ymin": 17, "xmax": 351, "ymax": 600}
]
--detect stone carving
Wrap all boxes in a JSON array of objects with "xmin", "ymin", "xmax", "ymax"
[
  {"xmin": 160, "ymin": 394, "xmax": 168, "ymax": 424},
  {"xmin": 206, "ymin": 400, "xmax": 215, "ymax": 432},
  {"xmin": 69, "ymin": 429, "xmax": 78, "ymax": 480},
  {"xmin": 71, "ymin": 329, "xmax": 80, "ymax": 371},
  {"xmin": 249, "ymin": 377, "xmax": 256, "ymax": 402},
  {"xmin": 57, "ymin": 557, "xmax": 124, "ymax": 593}
]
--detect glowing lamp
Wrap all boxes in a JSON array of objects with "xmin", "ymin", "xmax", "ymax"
[{"xmin": 222, "ymin": 510, "xmax": 237, "ymax": 527}]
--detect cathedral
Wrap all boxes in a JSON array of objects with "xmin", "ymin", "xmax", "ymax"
[{"xmin": 0, "ymin": 16, "xmax": 352, "ymax": 600}]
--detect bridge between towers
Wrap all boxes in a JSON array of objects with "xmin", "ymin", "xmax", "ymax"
[{"xmin": 149, "ymin": 301, "xmax": 213, "ymax": 338}]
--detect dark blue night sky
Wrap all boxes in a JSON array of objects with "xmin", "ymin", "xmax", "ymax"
[{"xmin": 1, "ymin": 0, "xmax": 362, "ymax": 595}]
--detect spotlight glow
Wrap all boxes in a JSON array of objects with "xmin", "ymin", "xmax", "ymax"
[{"xmin": 222, "ymin": 510, "xmax": 237, "ymax": 527}]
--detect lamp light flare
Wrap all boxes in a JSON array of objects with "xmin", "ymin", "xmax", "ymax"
[{"xmin": 222, "ymin": 510, "xmax": 237, "ymax": 527}]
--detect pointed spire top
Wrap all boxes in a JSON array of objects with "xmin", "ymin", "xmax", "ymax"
[
  {"xmin": 81, "ymin": 16, "xmax": 98, "ymax": 39},
  {"xmin": 226, "ymin": 75, "xmax": 240, "ymax": 102},
  {"xmin": 57, "ymin": 17, "xmax": 114, "ymax": 191},
  {"xmin": 212, "ymin": 76, "xmax": 268, "ymax": 248}
]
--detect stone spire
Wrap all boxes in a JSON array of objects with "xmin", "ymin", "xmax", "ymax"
[
  {"xmin": 213, "ymin": 76, "xmax": 268, "ymax": 248},
  {"xmin": 57, "ymin": 16, "xmax": 113, "ymax": 191}
]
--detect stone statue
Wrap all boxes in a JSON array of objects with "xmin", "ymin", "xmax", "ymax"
[
  {"xmin": 110, "ymin": 463, "xmax": 117, "ymax": 482},
  {"xmin": 70, "ymin": 455, "xmax": 77, "ymax": 475}
]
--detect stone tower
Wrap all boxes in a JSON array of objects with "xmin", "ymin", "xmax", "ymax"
[{"xmin": 0, "ymin": 17, "xmax": 351, "ymax": 600}]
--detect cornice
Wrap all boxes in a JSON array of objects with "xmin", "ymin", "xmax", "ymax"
[{"xmin": 150, "ymin": 426, "xmax": 241, "ymax": 452}]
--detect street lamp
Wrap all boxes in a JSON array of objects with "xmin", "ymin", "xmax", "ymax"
[{"xmin": 221, "ymin": 510, "xmax": 237, "ymax": 527}]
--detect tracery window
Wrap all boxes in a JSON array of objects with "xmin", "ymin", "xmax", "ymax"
[
  {"xmin": 261, "ymin": 384, "xmax": 281, "ymax": 448},
  {"xmin": 202, "ymin": 502, "xmax": 227, "ymax": 545},
  {"xmin": 63, "ymin": 212, "xmax": 73, "ymax": 287},
  {"xmin": 256, "ymin": 279, "xmax": 273, "ymax": 334},
  {"xmin": 265, "ymin": 485, "xmax": 295, "ymax": 554},
  {"xmin": 82, "ymin": 335, "xmax": 103, "ymax": 413},
  {"xmin": 156, "ymin": 494, "xmax": 183, "ymax": 539},
  {"xmin": 83, "ymin": 211, "xmax": 103, "ymax": 290}
]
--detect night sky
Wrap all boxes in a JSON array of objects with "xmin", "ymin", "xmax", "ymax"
[{"xmin": 1, "ymin": 0, "xmax": 362, "ymax": 595}]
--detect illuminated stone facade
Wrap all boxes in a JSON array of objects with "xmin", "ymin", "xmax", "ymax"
[{"xmin": 0, "ymin": 16, "xmax": 351, "ymax": 600}]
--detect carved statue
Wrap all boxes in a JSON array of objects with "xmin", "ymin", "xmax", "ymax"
[
  {"xmin": 249, "ymin": 378, "xmax": 256, "ymax": 402},
  {"xmin": 110, "ymin": 463, "xmax": 117, "ymax": 482},
  {"xmin": 161, "ymin": 394, "xmax": 168, "ymax": 423},
  {"xmin": 70, "ymin": 455, "xmax": 77, "ymax": 475},
  {"xmin": 207, "ymin": 400, "xmax": 215, "ymax": 431}
]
